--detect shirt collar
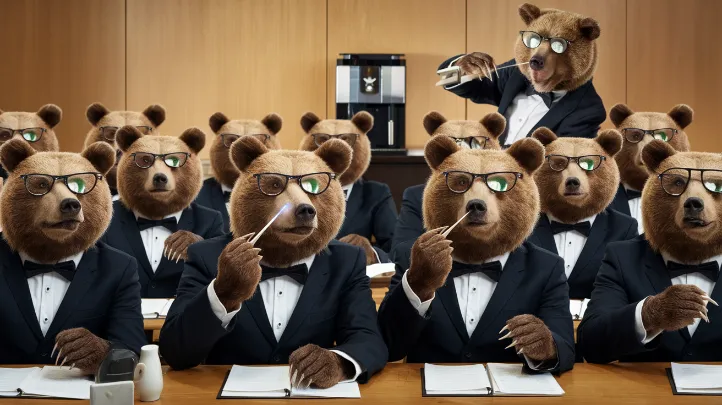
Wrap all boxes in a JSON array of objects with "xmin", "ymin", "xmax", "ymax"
[
  {"xmin": 623, "ymin": 183, "xmax": 641, "ymax": 193},
  {"xmin": 546, "ymin": 213, "xmax": 597, "ymax": 227},
  {"xmin": 551, "ymin": 90, "xmax": 567, "ymax": 103},
  {"xmin": 133, "ymin": 210, "xmax": 184, "ymax": 224},
  {"xmin": 221, "ymin": 184, "xmax": 233, "ymax": 194},
  {"xmin": 19, "ymin": 251, "xmax": 84, "ymax": 268},
  {"xmin": 661, "ymin": 252, "xmax": 722, "ymax": 267},
  {"xmin": 260, "ymin": 255, "xmax": 315, "ymax": 273},
  {"xmin": 453, "ymin": 252, "xmax": 510, "ymax": 270},
  {"xmin": 342, "ymin": 183, "xmax": 354, "ymax": 201}
]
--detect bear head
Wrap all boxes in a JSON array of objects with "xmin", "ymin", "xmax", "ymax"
[
  {"xmin": 229, "ymin": 136, "xmax": 352, "ymax": 267},
  {"xmin": 423, "ymin": 136, "xmax": 545, "ymax": 262},
  {"xmin": 610, "ymin": 103, "xmax": 692, "ymax": 191},
  {"xmin": 298, "ymin": 111, "xmax": 373, "ymax": 186},
  {"xmin": 0, "ymin": 139, "xmax": 114, "ymax": 262},
  {"xmin": 0, "ymin": 104, "xmax": 62, "ymax": 152},
  {"xmin": 116, "ymin": 126, "xmax": 206, "ymax": 219},
  {"xmin": 532, "ymin": 127, "xmax": 622, "ymax": 223},
  {"xmin": 208, "ymin": 112, "xmax": 283, "ymax": 189},
  {"xmin": 423, "ymin": 111, "xmax": 506, "ymax": 150}
]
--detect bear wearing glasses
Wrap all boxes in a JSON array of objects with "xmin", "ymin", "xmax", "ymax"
[
  {"xmin": 299, "ymin": 111, "xmax": 397, "ymax": 265},
  {"xmin": 607, "ymin": 104, "xmax": 693, "ymax": 233},
  {"xmin": 195, "ymin": 112, "xmax": 283, "ymax": 233},
  {"xmin": 440, "ymin": 3, "xmax": 605, "ymax": 145},
  {"xmin": 101, "ymin": 126, "xmax": 223, "ymax": 298},
  {"xmin": 527, "ymin": 127, "xmax": 638, "ymax": 299},
  {"xmin": 0, "ymin": 139, "xmax": 145, "ymax": 374},
  {"xmin": 0, "ymin": 104, "xmax": 63, "ymax": 179},
  {"xmin": 579, "ymin": 141, "xmax": 722, "ymax": 363},
  {"xmin": 159, "ymin": 137, "xmax": 388, "ymax": 388}
]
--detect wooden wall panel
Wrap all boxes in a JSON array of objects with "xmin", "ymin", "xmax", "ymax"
[
  {"xmin": 466, "ymin": 0, "xmax": 627, "ymax": 130},
  {"xmin": 627, "ymin": 0, "xmax": 722, "ymax": 152},
  {"xmin": 327, "ymin": 0, "xmax": 466, "ymax": 150},
  {"xmin": 0, "ymin": 0, "xmax": 126, "ymax": 153},
  {"xmin": 126, "ymin": 0, "xmax": 327, "ymax": 157}
]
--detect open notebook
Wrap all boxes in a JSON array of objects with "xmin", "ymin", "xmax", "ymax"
[
  {"xmin": 667, "ymin": 363, "xmax": 722, "ymax": 395},
  {"xmin": 142, "ymin": 298, "xmax": 174, "ymax": 319},
  {"xmin": 569, "ymin": 299, "xmax": 590, "ymax": 320},
  {"xmin": 0, "ymin": 366, "xmax": 93, "ymax": 399},
  {"xmin": 217, "ymin": 365, "xmax": 361, "ymax": 399},
  {"xmin": 366, "ymin": 262, "xmax": 395, "ymax": 279},
  {"xmin": 422, "ymin": 363, "xmax": 564, "ymax": 397}
]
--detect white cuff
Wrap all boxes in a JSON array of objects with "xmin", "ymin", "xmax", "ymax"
[
  {"xmin": 329, "ymin": 350, "xmax": 362, "ymax": 382},
  {"xmin": 524, "ymin": 354, "xmax": 558, "ymax": 371},
  {"xmin": 634, "ymin": 297, "xmax": 662, "ymax": 344},
  {"xmin": 401, "ymin": 270, "xmax": 433, "ymax": 316},
  {"xmin": 207, "ymin": 279, "xmax": 241, "ymax": 329},
  {"xmin": 444, "ymin": 55, "xmax": 467, "ymax": 90}
]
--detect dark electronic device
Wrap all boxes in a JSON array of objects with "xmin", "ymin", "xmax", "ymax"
[{"xmin": 95, "ymin": 349, "xmax": 139, "ymax": 383}]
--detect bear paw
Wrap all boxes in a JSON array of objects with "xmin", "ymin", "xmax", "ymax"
[
  {"xmin": 214, "ymin": 233, "xmax": 262, "ymax": 311},
  {"xmin": 53, "ymin": 327, "xmax": 110, "ymax": 375},
  {"xmin": 339, "ymin": 234, "xmax": 377, "ymax": 265}
]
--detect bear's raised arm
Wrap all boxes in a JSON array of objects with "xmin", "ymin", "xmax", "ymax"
[{"xmin": 439, "ymin": 56, "xmax": 516, "ymax": 106}]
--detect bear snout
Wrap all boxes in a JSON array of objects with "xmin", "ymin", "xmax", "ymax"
[
  {"xmin": 59, "ymin": 198, "xmax": 81, "ymax": 216},
  {"xmin": 683, "ymin": 197, "xmax": 705, "ymax": 220},
  {"xmin": 465, "ymin": 199, "xmax": 488, "ymax": 223},
  {"xmin": 564, "ymin": 177, "xmax": 582, "ymax": 193},
  {"xmin": 295, "ymin": 203, "xmax": 317, "ymax": 223},
  {"xmin": 529, "ymin": 54, "xmax": 545, "ymax": 71}
]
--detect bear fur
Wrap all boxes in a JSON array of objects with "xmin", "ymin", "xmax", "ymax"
[
  {"xmin": 0, "ymin": 104, "xmax": 63, "ymax": 153},
  {"xmin": 423, "ymin": 111, "xmax": 506, "ymax": 150},
  {"xmin": 610, "ymin": 104, "xmax": 693, "ymax": 191}
]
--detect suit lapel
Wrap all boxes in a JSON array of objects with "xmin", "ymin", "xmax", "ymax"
[
  {"xmin": 245, "ymin": 288, "xmax": 277, "ymax": 347},
  {"xmin": 641, "ymin": 247, "xmax": 691, "ymax": 341},
  {"xmin": 436, "ymin": 280, "xmax": 469, "ymax": 343},
  {"xmin": 568, "ymin": 211, "xmax": 608, "ymax": 284},
  {"xmin": 154, "ymin": 206, "xmax": 194, "ymax": 278},
  {"xmin": 529, "ymin": 215, "xmax": 558, "ymax": 254},
  {"xmin": 117, "ymin": 205, "xmax": 153, "ymax": 278},
  {"xmin": 613, "ymin": 185, "xmax": 631, "ymax": 216},
  {"xmin": 690, "ymin": 273, "xmax": 722, "ymax": 343},
  {"xmin": 342, "ymin": 180, "xmax": 364, "ymax": 233},
  {"xmin": 1, "ymin": 246, "xmax": 43, "ymax": 340},
  {"xmin": 497, "ymin": 72, "xmax": 527, "ymax": 145}
]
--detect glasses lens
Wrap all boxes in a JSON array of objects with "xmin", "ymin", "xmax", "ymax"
[
  {"xmin": 660, "ymin": 169, "xmax": 690, "ymax": 196},
  {"xmin": 258, "ymin": 174, "xmax": 287, "ymax": 196},
  {"xmin": 26, "ymin": 174, "xmax": 55, "ymax": 195},
  {"xmin": 339, "ymin": 134, "xmax": 357, "ymax": 146},
  {"xmin": 164, "ymin": 153, "xmax": 187, "ymax": 168},
  {"xmin": 548, "ymin": 156, "xmax": 569, "ymax": 171},
  {"xmin": 221, "ymin": 134, "xmax": 240, "ymax": 148},
  {"xmin": 134, "ymin": 152, "xmax": 155, "ymax": 168},
  {"xmin": 702, "ymin": 171, "xmax": 722, "ymax": 193},
  {"xmin": 300, "ymin": 173, "xmax": 331, "ymax": 195},
  {"xmin": 66, "ymin": 173, "xmax": 98, "ymax": 194},
  {"xmin": 487, "ymin": 172, "xmax": 517, "ymax": 192},
  {"xmin": 452, "ymin": 137, "xmax": 471, "ymax": 149},
  {"xmin": 446, "ymin": 171, "xmax": 474, "ymax": 193},
  {"xmin": 23, "ymin": 128, "xmax": 41, "ymax": 142},
  {"xmin": 137, "ymin": 126, "xmax": 152, "ymax": 135},
  {"xmin": 313, "ymin": 134, "xmax": 331, "ymax": 146},
  {"xmin": 251, "ymin": 134, "xmax": 269, "ymax": 144},
  {"xmin": 102, "ymin": 127, "xmax": 119, "ymax": 141},
  {"xmin": 522, "ymin": 32, "xmax": 542, "ymax": 48},
  {"xmin": 578, "ymin": 155, "xmax": 602, "ymax": 171},
  {"xmin": 550, "ymin": 38, "xmax": 567, "ymax": 53},
  {"xmin": 470, "ymin": 137, "xmax": 488, "ymax": 150},
  {"xmin": 652, "ymin": 128, "xmax": 675, "ymax": 142},
  {"xmin": 623, "ymin": 128, "xmax": 645, "ymax": 143},
  {"xmin": 0, "ymin": 128, "xmax": 12, "ymax": 142}
]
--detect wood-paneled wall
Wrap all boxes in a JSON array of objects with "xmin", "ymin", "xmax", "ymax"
[{"xmin": 1, "ymin": 0, "xmax": 720, "ymax": 154}]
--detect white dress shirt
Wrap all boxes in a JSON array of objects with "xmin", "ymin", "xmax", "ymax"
[
  {"xmin": 547, "ymin": 214, "xmax": 597, "ymax": 278},
  {"xmin": 20, "ymin": 252, "xmax": 84, "ymax": 336},
  {"xmin": 624, "ymin": 184, "xmax": 643, "ymax": 233},
  {"xmin": 342, "ymin": 183, "xmax": 354, "ymax": 201},
  {"xmin": 221, "ymin": 183, "xmax": 233, "ymax": 215},
  {"xmin": 206, "ymin": 255, "xmax": 362, "ymax": 381},
  {"xmin": 134, "ymin": 210, "xmax": 183, "ymax": 272},
  {"xmin": 634, "ymin": 253, "xmax": 721, "ymax": 343}
]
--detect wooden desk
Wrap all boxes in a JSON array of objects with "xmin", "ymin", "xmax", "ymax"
[{"xmin": 144, "ymin": 319, "xmax": 164, "ymax": 331}]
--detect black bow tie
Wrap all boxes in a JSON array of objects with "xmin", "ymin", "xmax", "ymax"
[
  {"xmin": 550, "ymin": 221, "xmax": 591, "ymax": 237},
  {"xmin": 24, "ymin": 260, "xmax": 77, "ymax": 282},
  {"xmin": 223, "ymin": 191, "xmax": 232, "ymax": 203},
  {"xmin": 449, "ymin": 261, "xmax": 503, "ymax": 282},
  {"xmin": 626, "ymin": 189, "xmax": 642, "ymax": 200},
  {"xmin": 260, "ymin": 264, "xmax": 308, "ymax": 285},
  {"xmin": 667, "ymin": 261, "xmax": 720, "ymax": 282},
  {"xmin": 137, "ymin": 217, "xmax": 178, "ymax": 232},
  {"xmin": 525, "ymin": 83, "xmax": 555, "ymax": 108}
]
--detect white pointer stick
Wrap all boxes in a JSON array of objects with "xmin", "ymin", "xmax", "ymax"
[
  {"xmin": 435, "ymin": 62, "xmax": 530, "ymax": 87},
  {"xmin": 442, "ymin": 211, "xmax": 471, "ymax": 238},
  {"xmin": 250, "ymin": 203, "xmax": 292, "ymax": 245}
]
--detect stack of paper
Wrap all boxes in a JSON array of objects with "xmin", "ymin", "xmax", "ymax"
[
  {"xmin": 0, "ymin": 368, "xmax": 39, "ymax": 397},
  {"xmin": 366, "ymin": 263, "xmax": 395, "ymax": 279},
  {"xmin": 142, "ymin": 298, "xmax": 174, "ymax": 319},
  {"xmin": 422, "ymin": 364, "xmax": 491, "ymax": 396},
  {"xmin": 569, "ymin": 299, "xmax": 590, "ymax": 320},
  {"xmin": 487, "ymin": 363, "xmax": 564, "ymax": 396},
  {"xmin": 670, "ymin": 363, "xmax": 722, "ymax": 394},
  {"xmin": 0, "ymin": 366, "xmax": 93, "ymax": 399}
]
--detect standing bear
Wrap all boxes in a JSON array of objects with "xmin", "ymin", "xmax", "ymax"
[
  {"xmin": 196, "ymin": 112, "xmax": 283, "ymax": 233},
  {"xmin": 528, "ymin": 127, "xmax": 638, "ymax": 299},
  {"xmin": 379, "ymin": 136, "xmax": 574, "ymax": 372},
  {"xmin": 101, "ymin": 127, "xmax": 224, "ymax": 298},
  {"xmin": 440, "ymin": 3, "xmax": 605, "ymax": 144},
  {"xmin": 0, "ymin": 104, "xmax": 63, "ymax": 179},
  {"xmin": 299, "ymin": 111, "xmax": 397, "ymax": 264},
  {"xmin": 159, "ymin": 137, "xmax": 388, "ymax": 388},
  {"xmin": 0, "ymin": 139, "xmax": 145, "ymax": 373},
  {"xmin": 607, "ymin": 103, "xmax": 693, "ymax": 233}
]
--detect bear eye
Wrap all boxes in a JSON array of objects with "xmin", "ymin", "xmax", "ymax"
[
  {"xmin": 165, "ymin": 156, "xmax": 181, "ymax": 167},
  {"xmin": 653, "ymin": 131, "xmax": 669, "ymax": 142},
  {"xmin": 23, "ymin": 130, "xmax": 38, "ymax": 142},
  {"xmin": 487, "ymin": 177, "xmax": 508, "ymax": 192},
  {"xmin": 301, "ymin": 178, "xmax": 320, "ymax": 194},
  {"xmin": 579, "ymin": 158, "xmax": 595, "ymax": 171},
  {"xmin": 67, "ymin": 178, "xmax": 86, "ymax": 194}
]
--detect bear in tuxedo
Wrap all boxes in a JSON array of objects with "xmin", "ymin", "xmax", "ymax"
[
  {"xmin": 195, "ymin": 112, "xmax": 283, "ymax": 232},
  {"xmin": 101, "ymin": 126, "xmax": 223, "ymax": 297},
  {"xmin": 0, "ymin": 139, "xmax": 145, "ymax": 374},
  {"xmin": 379, "ymin": 136, "xmax": 575, "ymax": 372},
  {"xmin": 608, "ymin": 104, "xmax": 693, "ymax": 232},
  {"xmin": 0, "ymin": 104, "xmax": 63, "ymax": 179},
  {"xmin": 579, "ymin": 141, "xmax": 722, "ymax": 362},
  {"xmin": 528, "ymin": 127, "xmax": 637, "ymax": 299},
  {"xmin": 299, "ymin": 111, "xmax": 397, "ymax": 264},
  {"xmin": 84, "ymin": 102, "xmax": 166, "ymax": 197},
  {"xmin": 160, "ymin": 136, "xmax": 387, "ymax": 388}
]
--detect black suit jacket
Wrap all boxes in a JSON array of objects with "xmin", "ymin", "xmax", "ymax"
[
  {"xmin": 378, "ymin": 242, "xmax": 574, "ymax": 372},
  {"xmin": 527, "ymin": 209, "xmax": 638, "ymax": 299},
  {"xmin": 338, "ymin": 178, "xmax": 398, "ymax": 253},
  {"xmin": 389, "ymin": 184, "xmax": 424, "ymax": 268},
  {"xmin": 440, "ymin": 57, "xmax": 606, "ymax": 143},
  {"xmin": 159, "ymin": 236, "xmax": 388, "ymax": 381},
  {"xmin": 609, "ymin": 184, "xmax": 635, "ymax": 216},
  {"xmin": 0, "ymin": 239, "xmax": 146, "ymax": 364},
  {"xmin": 102, "ymin": 200, "xmax": 224, "ymax": 298},
  {"xmin": 195, "ymin": 178, "xmax": 231, "ymax": 233},
  {"xmin": 578, "ymin": 237, "xmax": 722, "ymax": 363},
  {"xmin": 0, "ymin": 165, "xmax": 7, "ymax": 180}
]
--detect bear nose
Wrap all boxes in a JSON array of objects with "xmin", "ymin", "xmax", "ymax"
[
  {"xmin": 466, "ymin": 199, "xmax": 487, "ymax": 213},
  {"xmin": 684, "ymin": 197, "xmax": 704, "ymax": 214},
  {"xmin": 529, "ymin": 54, "xmax": 545, "ymax": 71},
  {"xmin": 565, "ymin": 177, "xmax": 581, "ymax": 191},
  {"xmin": 295, "ymin": 204, "xmax": 317, "ymax": 222},
  {"xmin": 153, "ymin": 173, "xmax": 168, "ymax": 188},
  {"xmin": 59, "ymin": 198, "xmax": 81, "ymax": 215}
]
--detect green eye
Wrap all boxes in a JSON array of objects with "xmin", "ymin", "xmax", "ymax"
[
  {"xmin": 23, "ymin": 131, "xmax": 38, "ymax": 142},
  {"xmin": 164, "ymin": 157, "xmax": 181, "ymax": 167},
  {"xmin": 67, "ymin": 178, "xmax": 86, "ymax": 193},
  {"xmin": 653, "ymin": 131, "xmax": 669, "ymax": 142},
  {"xmin": 488, "ymin": 176, "xmax": 508, "ymax": 192},
  {"xmin": 301, "ymin": 178, "xmax": 320, "ymax": 193},
  {"xmin": 579, "ymin": 158, "xmax": 596, "ymax": 171},
  {"xmin": 704, "ymin": 181, "xmax": 722, "ymax": 193}
]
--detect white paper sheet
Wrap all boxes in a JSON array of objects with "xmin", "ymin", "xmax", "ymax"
[
  {"xmin": 292, "ymin": 382, "xmax": 361, "ymax": 398},
  {"xmin": 220, "ymin": 365, "xmax": 361, "ymax": 398},
  {"xmin": 141, "ymin": 298, "xmax": 174, "ymax": 319},
  {"xmin": 0, "ymin": 367, "xmax": 39, "ymax": 397},
  {"xmin": 424, "ymin": 363, "xmax": 491, "ymax": 395},
  {"xmin": 366, "ymin": 263, "xmax": 395, "ymax": 279},
  {"xmin": 18, "ymin": 366, "xmax": 93, "ymax": 400},
  {"xmin": 487, "ymin": 363, "xmax": 564, "ymax": 396},
  {"xmin": 671, "ymin": 363, "xmax": 722, "ymax": 392},
  {"xmin": 569, "ymin": 299, "xmax": 590, "ymax": 320}
]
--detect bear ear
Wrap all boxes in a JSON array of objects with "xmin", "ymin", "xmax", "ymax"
[
  {"xmin": 579, "ymin": 17, "xmax": 601, "ymax": 40},
  {"xmin": 115, "ymin": 125, "xmax": 144, "ymax": 153},
  {"xmin": 86, "ymin": 102, "xmax": 110, "ymax": 126},
  {"xmin": 480, "ymin": 112, "xmax": 506, "ymax": 139},
  {"xmin": 300, "ymin": 112, "xmax": 322, "ymax": 134},
  {"xmin": 82, "ymin": 142, "xmax": 116, "ymax": 176},
  {"xmin": 596, "ymin": 129, "xmax": 623, "ymax": 157},
  {"xmin": 315, "ymin": 138, "xmax": 353, "ymax": 175},
  {"xmin": 142, "ymin": 104, "xmax": 166, "ymax": 127},
  {"xmin": 351, "ymin": 111, "xmax": 374, "ymax": 134},
  {"xmin": 0, "ymin": 139, "xmax": 36, "ymax": 173},
  {"xmin": 179, "ymin": 127, "xmax": 206, "ymax": 155},
  {"xmin": 36, "ymin": 104, "xmax": 62, "ymax": 128},
  {"xmin": 209, "ymin": 112, "xmax": 230, "ymax": 134},
  {"xmin": 519, "ymin": 3, "xmax": 541, "ymax": 25},
  {"xmin": 609, "ymin": 103, "xmax": 634, "ymax": 127},
  {"xmin": 423, "ymin": 111, "xmax": 447, "ymax": 136},
  {"xmin": 230, "ymin": 135, "xmax": 269, "ymax": 172},
  {"xmin": 507, "ymin": 138, "xmax": 545, "ymax": 174},
  {"xmin": 261, "ymin": 113, "xmax": 283, "ymax": 135},
  {"xmin": 642, "ymin": 140, "xmax": 677, "ymax": 173},
  {"xmin": 668, "ymin": 104, "xmax": 694, "ymax": 129},
  {"xmin": 424, "ymin": 135, "xmax": 460, "ymax": 170},
  {"xmin": 531, "ymin": 127, "xmax": 557, "ymax": 146}
]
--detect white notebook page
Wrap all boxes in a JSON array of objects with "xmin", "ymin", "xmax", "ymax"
[
  {"xmin": 424, "ymin": 363, "xmax": 491, "ymax": 395},
  {"xmin": 487, "ymin": 363, "xmax": 564, "ymax": 396}
]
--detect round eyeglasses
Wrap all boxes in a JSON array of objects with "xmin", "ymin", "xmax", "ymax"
[
  {"xmin": 443, "ymin": 171, "xmax": 523, "ymax": 194},
  {"xmin": 545, "ymin": 155, "xmax": 605, "ymax": 172},
  {"xmin": 311, "ymin": 133, "xmax": 359, "ymax": 148},
  {"xmin": 253, "ymin": 172, "xmax": 336, "ymax": 196},
  {"xmin": 0, "ymin": 127, "xmax": 46, "ymax": 143},
  {"xmin": 220, "ymin": 133, "xmax": 271, "ymax": 148},
  {"xmin": 130, "ymin": 152, "xmax": 190, "ymax": 169},
  {"xmin": 520, "ymin": 31, "xmax": 573, "ymax": 54},
  {"xmin": 658, "ymin": 168, "xmax": 722, "ymax": 196},
  {"xmin": 621, "ymin": 128, "xmax": 676, "ymax": 144},
  {"xmin": 450, "ymin": 136, "xmax": 491, "ymax": 150},
  {"xmin": 99, "ymin": 126, "xmax": 152, "ymax": 142},
  {"xmin": 20, "ymin": 172, "xmax": 103, "ymax": 196}
]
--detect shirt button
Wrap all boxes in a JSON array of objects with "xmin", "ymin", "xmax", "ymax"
[
  {"xmin": 472, "ymin": 287, "xmax": 476, "ymax": 292},
  {"xmin": 151, "ymin": 283, "xmax": 156, "ymax": 289},
  {"xmin": 45, "ymin": 287, "xmax": 50, "ymax": 293},
  {"xmin": 273, "ymin": 355, "xmax": 281, "ymax": 362},
  {"xmin": 43, "ymin": 318, "xmax": 48, "ymax": 323},
  {"xmin": 469, "ymin": 318, "xmax": 475, "ymax": 323},
  {"xmin": 278, "ymin": 291, "xmax": 283, "ymax": 296},
  {"xmin": 464, "ymin": 352, "xmax": 472, "ymax": 359},
  {"xmin": 155, "ymin": 237, "xmax": 158, "ymax": 240},
  {"xmin": 568, "ymin": 241, "xmax": 572, "ymax": 245}
]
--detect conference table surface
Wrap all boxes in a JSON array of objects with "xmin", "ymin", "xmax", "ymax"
[{"xmin": 6, "ymin": 362, "xmax": 719, "ymax": 404}]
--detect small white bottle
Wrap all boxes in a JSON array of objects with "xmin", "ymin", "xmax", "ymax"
[{"xmin": 136, "ymin": 344, "xmax": 163, "ymax": 402}]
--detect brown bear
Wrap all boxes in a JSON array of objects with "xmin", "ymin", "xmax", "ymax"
[
  {"xmin": 379, "ymin": 136, "xmax": 574, "ymax": 372},
  {"xmin": 440, "ymin": 3, "xmax": 605, "ymax": 145},
  {"xmin": 0, "ymin": 139, "xmax": 145, "ymax": 374},
  {"xmin": 196, "ymin": 112, "xmax": 283, "ymax": 233},
  {"xmin": 608, "ymin": 104, "xmax": 693, "ymax": 233},
  {"xmin": 159, "ymin": 136, "xmax": 387, "ymax": 388},
  {"xmin": 299, "ymin": 111, "xmax": 397, "ymax": 265},
  {"xmin": 0, "ymin": 104, "xmax": 63, "ymax": 179},
  {"xmin": 580, "ymin": 140, "xmax": 722, "ymax": 363},
  {"xmin": 528, "ymin": 127, "xmax": 638, "ymax": 299},
  {"xmin": 84, "ymin": 102, "xmax": 166, "ymax": 198},
  {"xmin": 100, "ymin": 126, "xmax": 223, "ymax": 298}
]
